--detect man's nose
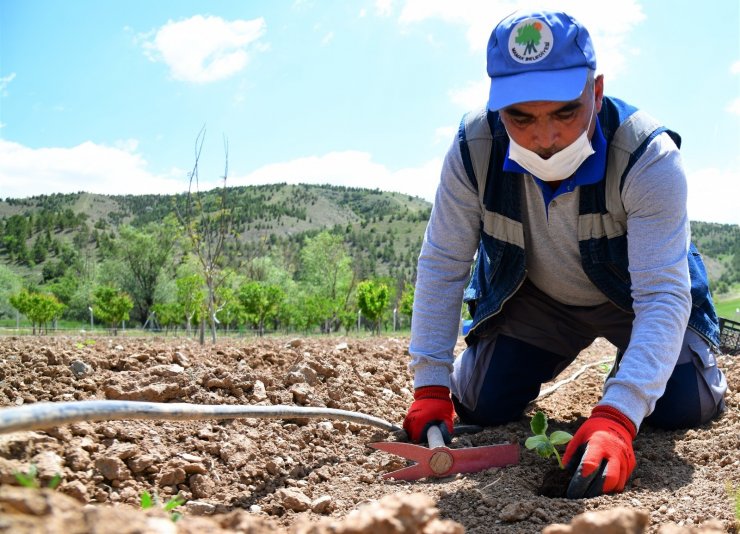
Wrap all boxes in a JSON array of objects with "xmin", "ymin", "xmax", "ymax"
[{"xmin": 534, "ymin": 122, "xmax": 559, "ymax": 157}]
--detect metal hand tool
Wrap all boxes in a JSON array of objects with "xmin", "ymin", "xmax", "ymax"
[{"xmin": 370, "ymin": 424, "xmax": 519, "ymax": 481}]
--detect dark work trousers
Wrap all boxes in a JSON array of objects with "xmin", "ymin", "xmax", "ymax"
[{"xmin": 451, "ymin": 280, "xmax": 727, "ymax": 430}]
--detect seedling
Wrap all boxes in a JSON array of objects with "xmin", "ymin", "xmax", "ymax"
[
  {"xmin": 13, "ymin": 464, "xmax": 62, "ymax": 490},
  {"xmin": 525, "ymin": 411, "xmax": 573, "ymax": 469},
  {"xmin": 140, "ymin": 490, "xmax": 186, "ymax": 522}
]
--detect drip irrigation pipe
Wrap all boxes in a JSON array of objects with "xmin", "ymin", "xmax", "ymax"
[
  {"xmin": 0, "ymin": 358, "xmax": 612, "ymax": 436},
  {"xmin": 0, "ymin": 400, "xmax": 401, "ymax": 434}
]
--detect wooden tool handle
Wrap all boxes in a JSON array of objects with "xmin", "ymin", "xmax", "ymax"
[{"xmin": 426, "ymin": 424, "xmax": 447, "ymax": 449}]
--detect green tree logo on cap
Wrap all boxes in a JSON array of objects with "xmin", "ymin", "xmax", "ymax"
[
  {"xmin": 515, "ymin": 22, "xmax": 542, "ymax": 55},
  {"xmin": 508, "ymin": 18, "xmax": 553, "ymax": 64}
]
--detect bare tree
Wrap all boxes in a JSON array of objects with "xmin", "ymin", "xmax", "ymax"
[{"xmin": 176, "ymin": 128, "xmax": 232, "ymax": 344}]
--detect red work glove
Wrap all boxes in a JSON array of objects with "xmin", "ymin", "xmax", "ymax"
[
  {"xmin": 562, "ymin": 405, "xmax": 637, "ymax": 499},
  {"xmin": 402, "ymin": 386, "xmax": 454, "ymax": 444}
]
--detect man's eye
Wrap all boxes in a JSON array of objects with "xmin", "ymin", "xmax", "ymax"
[
  {"xmin": 555, "ymin": 111, "xmax": 576, "ymax": 120},
  {"xmin": 512, "ymin": 117, "xmax": 533, "ymax": 126}
]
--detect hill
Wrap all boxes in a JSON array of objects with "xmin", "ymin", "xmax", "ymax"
[
  {"xmin": 0, "ymin": 186, "xmax": 738, "ymax": 325},
  {"xmin": 0, "ymin": 185, "xmax": 432, "ymax": 326}
]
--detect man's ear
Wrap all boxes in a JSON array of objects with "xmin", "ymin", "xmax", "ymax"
[{"xmin": 594, "ymin": 74, "xmax": 604, "ymax": 112}]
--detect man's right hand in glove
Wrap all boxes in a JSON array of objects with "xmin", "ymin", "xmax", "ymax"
[
  {"xmin": 562, "ymin": 405, "xmax": 637, "ymax": 498},
  {"xmin": 402, "ymin": 386, "xmax": 454, "ymax": 443}
]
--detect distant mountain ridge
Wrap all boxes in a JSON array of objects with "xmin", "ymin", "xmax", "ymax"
[
  {"xmin": 0, "ymin": 183, "xmax": 432, "ymax": 284},
  {"xmin": 0, "ymin": 184, "xmax": 737, "ymax": 296}
]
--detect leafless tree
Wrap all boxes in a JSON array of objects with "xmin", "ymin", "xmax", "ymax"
[{"xmin": 176, "ymin": 128, "xmax": 232, "ymax": 344}]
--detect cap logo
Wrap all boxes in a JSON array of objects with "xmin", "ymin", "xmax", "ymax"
[{"xmin": 508, "ymin": 18, "xmax": 553, "ymax": 64}]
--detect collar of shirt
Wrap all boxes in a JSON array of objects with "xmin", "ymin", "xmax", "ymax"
[{"xmin": 502, "ymin": 115, "xmax": 607, "ymax": 207}]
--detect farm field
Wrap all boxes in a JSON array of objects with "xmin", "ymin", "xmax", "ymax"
[
  {"xmin": 0, "ymin": 335, "xmax": 737, "ymax": 533},
  {"xmin": 716, "ymin": 296, "xmax": 740, "ymax": 322}
]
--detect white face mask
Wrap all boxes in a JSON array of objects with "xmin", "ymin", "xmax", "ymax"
[{"xmin": 507, "ymin": 102, "xmax": 595, "ymax": 182}]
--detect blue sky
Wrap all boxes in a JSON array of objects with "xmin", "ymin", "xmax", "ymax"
[{"xmin": 1, "ymin": 0, "xmax": 739, "ymax": 224}]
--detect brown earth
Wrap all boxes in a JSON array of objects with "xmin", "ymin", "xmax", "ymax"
[{"xmin": 0, "ymin": 334, "xmax": 737, "ymax": 533}]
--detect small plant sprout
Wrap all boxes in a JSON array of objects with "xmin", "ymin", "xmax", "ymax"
[
  {"xmin": 525, "ymin": 411, "xmax": 573, "ymax": 469},
  {"xmin": 140, "ymin": 490, "xmax": 186, "ymax": 522},
  {"xmin": 13, "ymin": 464, "xmax": 62, "ymax": 490}
]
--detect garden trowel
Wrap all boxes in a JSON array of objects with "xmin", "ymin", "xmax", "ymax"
[{"xmin": 370, "ymin": 424, "xmax": 519, "ymax": 481}]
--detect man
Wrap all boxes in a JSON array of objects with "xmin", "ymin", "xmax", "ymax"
[{"xmin": 403, "ymin": 10, "xmax": 727, "ymax": 499}]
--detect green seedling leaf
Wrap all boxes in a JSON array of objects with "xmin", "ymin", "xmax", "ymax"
[
  {"xmin": 163, "ymin": 495, "xmax": 185, "ymax": 512},
  {"xmin": 530, "ymin": 411, "xmax": 547, "ymax": 435},
  {"xmin": 526, "ymin": 412, "xmax": 573, "ymax": 469},
  {"xmin": 47, "ymin": 473, "xmax": 62, "ymax": 490},
  {"xmin": 140, "ymin": 491, "xmax": 185, "ymax": 522},
  {"xmin": 524, "ymin": 434, "xmax": 549, "ymax": 450},
  {"xmin": 549, "ymin": 430, "xmax": 574, "ymax": 446},
  {"xmin": 14, "ymin": 465, "xmax": 39, "ymax": 488},
  {"xmin": 535, "ymin": 441, "xmax": 556, "ymax": 459},
  {"xmin": 140, "ymin": 490, "xmax": 154, "ymax": 510}
]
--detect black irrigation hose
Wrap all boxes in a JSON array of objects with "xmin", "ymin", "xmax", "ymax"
[{"xmin": 0, "ymin": 400, "xmax": 402, "ymax": 434}]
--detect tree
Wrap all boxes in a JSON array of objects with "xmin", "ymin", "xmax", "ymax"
[
  {"xmin": 299, "ymin": 231, "xmax": 355, "ymax": 333},
  {"xmin": 177, "ymin": 129, "xmax": 232, "ymax": 344},
  {"xmin": 151, "ymin": 302, "xmax": 183, "ymax": 333},
  {"xmin": 357, "ymin": 279, "xmax": 389, "ymax": 335},
  {"xmin": 10, "ymin": 289, "xmax": 65, "ymax": 334},
  {"xmin": 215, "ymin": 284, "xmax": 243, "ymax": 332},
  {"xmin": 0, "ymin": 265, "xmax": 22, "ymax": 319},
  {"xmin": 399, "ymin": 282, "xmax": 415, "ymax": 323},
  {"xmin": 238, "ymin": 281, "xmax": 284, "ymax": 336},
  {"xmin": 114, "ymin": 221, "xmax": 178, "ymax": 324},
  {"xmin": 92, "ymin": 285, "xmax": 133, "ymax": 335},
  {"xmin": 176, "ymin": 271, "xmax": 205, "ymax": 337}
]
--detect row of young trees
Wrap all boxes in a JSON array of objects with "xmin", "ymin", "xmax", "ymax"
[
  {"xmin": 2, "ymin": 213, "xmax": 416, "ymax": 339},
  {"xmin": 7, "ymin": 261, "xmax": 413, "ymax": 337},
  {"xmin": 1, "ymin": 141, "xmax": 422, "ymax": 340}
]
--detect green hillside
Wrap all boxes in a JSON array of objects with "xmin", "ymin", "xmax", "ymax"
[
  {"xmin": 0, "ymin": 185, "xmax": 431, "ymax": 328},
  {"xmin": 0, "ymin": 186, "xmax": 738, "ymax": 329}
]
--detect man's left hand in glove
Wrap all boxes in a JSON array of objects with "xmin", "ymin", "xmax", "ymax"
[{"xmin": 562, "ymin": 405, "xmax": 637, "ymax": 499}]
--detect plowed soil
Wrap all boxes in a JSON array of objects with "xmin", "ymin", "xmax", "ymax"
[{"xmin": 0, "ymin": 334, "xmax": 737, "ymax": 533}]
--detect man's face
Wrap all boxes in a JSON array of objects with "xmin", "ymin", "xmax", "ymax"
[{"xmin": 499, "ymin": 75, "xmax": 604, "ymax": 159}]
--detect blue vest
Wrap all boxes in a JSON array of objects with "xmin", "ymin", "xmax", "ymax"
[{"xmin": 459, "ymin": 96, "xmax": 720, "ymax": 347}]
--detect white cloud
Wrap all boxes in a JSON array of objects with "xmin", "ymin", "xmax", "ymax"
[
  {"xmin": 232, "ymin": 151, "xmax": 442, "ymax": 202},
  {"xmin": 0, "ymin": 140, "xmax": 190, "ymax": 199},
  {"xmin": 140, "ymin": 15, "xmax": 267, "ymax": 83},
  {"xmin": 730, "ymin": 60, "xmax": 740, "ymax": 75},
  {"xmin": 686, "ymin": 166, "xmax": 740, "ymax": 225},
  {"xmin": 0, "ymin": 73, "xmax": 16, "ymax": 96},
  {"xmin": 397, "ymin": 0, "xmax": 645, "ymax": 80},
  {"xmin": 449, "ymin": 78, "xmax": 488, "ymax": 110},
  {"xmin": 321, "ymin": 31, "xmax": 335, "ymax": 46},
  {"xmin": 434, "ymin": 126, "xmax": 457, "ymax": 144},
  {"xmin": 375, "ymin": 0, "xmax": 394, "ymax": 17},
  {"xmin": 726, "ymin": 97, "xmax": 740, "ymax": 116}
]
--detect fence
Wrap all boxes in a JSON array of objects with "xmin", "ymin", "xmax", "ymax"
[{"xmin": 719, "ymin": 316, "xmax": 740, "ymax": 354}]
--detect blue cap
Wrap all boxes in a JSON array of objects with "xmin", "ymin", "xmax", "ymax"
[{"xmin": 487, "ymin": 10, "xmax": 596, "ymax": 111}]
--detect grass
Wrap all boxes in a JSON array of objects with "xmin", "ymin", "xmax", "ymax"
[{"xmin": 715, "ymin": 295, "xmax": 740, "ymax": 320}]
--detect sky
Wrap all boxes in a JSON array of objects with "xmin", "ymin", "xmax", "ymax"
[{"xmin": 1, "ymin": 0, "xmax": 739, "ymax": 224}]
